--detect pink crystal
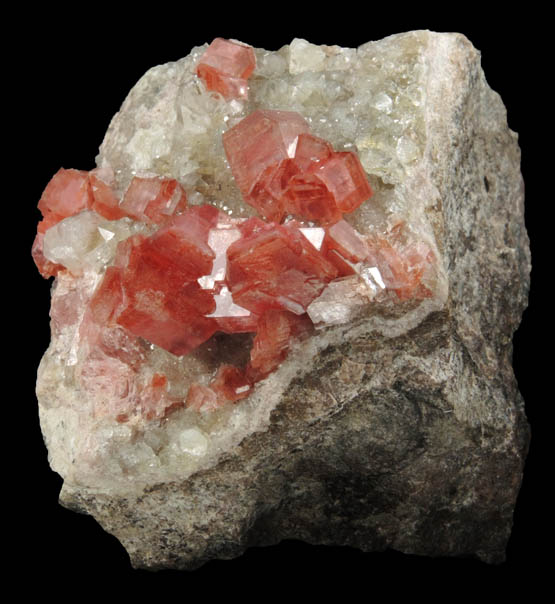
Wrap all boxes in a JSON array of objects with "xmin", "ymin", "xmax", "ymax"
[
  {"xmin": 293, "ymin": 133, "xmax": 334, "ymax": 169},
  {"xmin": 223, "ymin": 109, "xmax": 310, "ymax": 221},
  {"xmin": 211, "ymin": 365, "xmax": 252, "ymax": 402},
  {"xmin": 324, "ymin": 219, "xmax": 369, "ymax": 263},
  {"xmin": 185, "ymin": 383, "xmax": 220, "ymax": 412},
  {"xmin": 311, "ymin": 152, "xmax": 372, "ymax": 214},
  {"xmin": 89, "ymin": 170, "xmax": 127, "ymax": 221},
  {"xmin": 120, "ymin": 177, "xmax": 188, "ymax": 224},
  {"xmin": 196, "ymin": 38, "xmax": 256, "ymax": 100},
  {"xmin": 114, "ymin": 227, "xmax": 218, "ymax": 355},
  {"xmin": 365, "ymin": 234, "xmax": 434, "ymax": 301},
  {"xmin": 78, "ymin": 353, "xmax": 137, "ymax": 420},
  {"xmin": 223, "ymin": 111, "xmax": 373, "ymax": 225},
  {"xmin": 37, "ymin": 168, "xmax": 92, "ymax": 225},
  {"xmin": 226, "ymin": 219, "xmax": 338, "ymax": 315},
  {"xmin": 282, "ymin": 173, "xmax": 342, "ymax": 225},
  {"xmin": 248, "ymin": 309, "xmax": 311, "ymax": 381}
]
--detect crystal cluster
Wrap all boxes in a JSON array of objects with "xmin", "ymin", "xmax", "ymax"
[
  {"xmin": 35, "ymin": 35, "xmax": 448, "ymax": 491},
  {"xmin": 33, "ymin": 92, "xmax": 435, "ymax": 419}
]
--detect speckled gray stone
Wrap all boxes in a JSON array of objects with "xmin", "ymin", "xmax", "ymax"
[{"xmin": 56, "ymin": 31, "xmax": 529, "ymax": 569}]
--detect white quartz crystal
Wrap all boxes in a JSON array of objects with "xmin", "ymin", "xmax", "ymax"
[
  {"xmin": 288, "ymin": 38, "xmax": 327, "ymax": 74},
  {"xmin": 178, "ymin": 428, "xmax": 209, "ymax": 456},
  {"xmin": 43, "ymin": 212, "xmax": 149, "ymax": 274}
]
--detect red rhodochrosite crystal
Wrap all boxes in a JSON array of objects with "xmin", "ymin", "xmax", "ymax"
[
  {"xmin": 33, "ymin": 168, "xmax": 95, "ymax": 277},
  {"xmin": 365, "ymin": 236, "xmax": 434, "ymax": 301},
  {"xmin": 185, "ymin": 365, "xmax": 252, "ymax": 412},
  {"xmin": 312, "ymin": 152, "xmax": 372, "ymax": 214},
  {"xmin": 37, "ymin": 168, "xmax": 92, "ymax": 225},
  {"xmin": 89, "ymin": 170, "xmax": 127, "ymax": 221},
  {"xmin": 223, "ymin": 111, "xmax": 373, "ymax": 224},
  {"xmin": 226, "ymin": 219, "xmax": 338, "ymax": 315},
  {"xmin": 211, "ymin": 364, "xmax": 252, "ymax": 401},
  {"xmin": 223, "ymin": 109, "xmax": 310, "ymax": 221},
  {"xmin": 324, "ymin": 220, "xmax": 369, "ymax": 263},
  {"xmin": 113, "ymin": 213, "xmax": 219, "ymax": 355},
  {"xmin": 196, "ymin": 38, "xmax": 256, "ymax": 100},
  {"xmin": 120, "ymin": 177, "xmax": 188, "ymax": 224},
  {"xmin": 248, "ymin": 309, "xmax": 311, "ymax": 381}
]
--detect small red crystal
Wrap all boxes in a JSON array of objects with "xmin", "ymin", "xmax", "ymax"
[
  {"xmin": 293, "ymin": 133, "xmax": 333, "ymax": 169},
  {"xmin": 312, "ymin": 152, "xmax": 372, "ymax": 214},
  {"xmin": 211, "ymin": 364, "xmax": 252, "ymax": 402},
  {"xmin": 89, "ymin": 266, "xmax": 125, "ymax": 324},
  {"xmin": 37, "ymin": 168, "xmax": 92, "ymax": 225},
  {"xmin": 365, "ymin": 236, "xmax": 434, "ymax": 301},
  {"xmin": 141, "ymin": 373, "xmax": 169, "ymax": 421},
  {"xmin": 120, "ymin": 176, "xmax": 188, "ymax": 224},
  {"xmin": 185, "ymin": 383, "xmax": 220, "ymax": 412},
  {"xmin": 323, "ymin": 219, "xmax": 369, "ymax": 263},
  {"xmin": 89, "ymin": 170, "xmax": 127, "ymax": 221},
  {"xmin": 282, "ymin": 173, "xmax": 342, "ymax": 225},
  {"xmin": 247, "ymin": 309, "xmax": 309, "ymax": 380},
  {"xmin": 196, "ymin": 38, "xmax": 256, "ymax": 100}
]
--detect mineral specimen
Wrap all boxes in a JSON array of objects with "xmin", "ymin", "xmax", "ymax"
[{"xmin": 33, "ymin": 33, "xmax": 529, "ymax": 569}]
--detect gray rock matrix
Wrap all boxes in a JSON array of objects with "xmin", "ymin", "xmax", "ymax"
[{"xmin": 54, "ymin": 31, "xmax": 529, "ymax": 568}]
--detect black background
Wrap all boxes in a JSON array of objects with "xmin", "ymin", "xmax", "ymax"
[{"xmin": 14, "ymin": 6, "xmax": 544, "ymax": 594}]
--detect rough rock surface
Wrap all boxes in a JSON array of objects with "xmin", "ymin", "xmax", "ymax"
[{"xmin": 37, "ymin": 31, "xmax": 529, "ymax": 568}]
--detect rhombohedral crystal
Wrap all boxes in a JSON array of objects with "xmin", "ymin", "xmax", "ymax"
[{"xmin": 33, "ymin": 33, "xmax": 530, "ymax": 569}]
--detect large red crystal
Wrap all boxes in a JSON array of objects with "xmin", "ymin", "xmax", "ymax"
[
  {"xmin": 226, "ymin": 219, "xmax": 338, "ymax": 315},
  {"xmin": 113, "ymin": 213, "xmax": 220, "ymax": 355},
  {"xmin": 196, "ymin": 38, "xmax": 256, "ymax": 100},
  {"xmin": 223, "ymin": 109, "xmax": 310, "ymax": 221},
  {"xmin": 223, "ymin": 112, "xmax": 373, "ymax": 225}
]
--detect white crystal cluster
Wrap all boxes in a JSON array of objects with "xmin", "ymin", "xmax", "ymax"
[
  {"xmin": 43, "ymin": 213, "xmax": 150, "ymax": 274},
  {"xmin": 38, "ymin": 34, "xmax": 448, "ymax": 494}
]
